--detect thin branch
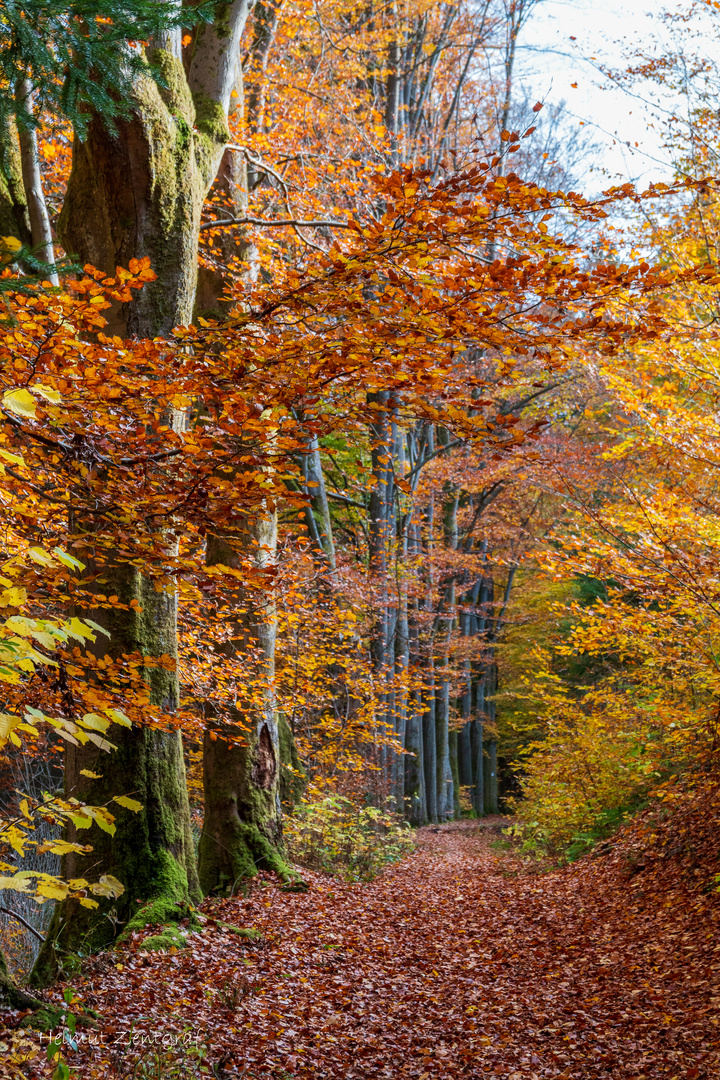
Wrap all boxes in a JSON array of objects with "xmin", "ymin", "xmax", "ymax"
[
  {"xmin": 200, "ymin": 215, "xmax": 355, "ymax": 232},
  {"xmin": 0, "ymin": 905, "xmax": 45, "ymax": 942},
  {"xmin": 326, "ymin": 489, "xmax": 366, "ymax": 510}
]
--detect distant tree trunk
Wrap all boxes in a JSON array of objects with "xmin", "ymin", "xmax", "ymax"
[
  {"xmin": 390, "ymin": 420, "xmax": 408, "ymax": 810},
  {"xmin": 449, "ymin": 727, "xmax": 460, "ymax": 818},
  {"xmin": 435, "ymin": 581, "xmax": 454, "ymax": 820},
  {"xmin": 472, "ymin": 576, "xmax": 491, "ymax": 818},
  {"xmin": 457, "ymin": 583, "xmax": 480, "ymax": 798},
  {"xmin": 368, "ymin": 391, "xmax": 394, "ymax": 792},
  {"xmin": 422, "ymin": 664, "xmax": 437, "ymax": 823},
  {"xmin": 16, "ymin": 79, "xmax": 57, "ymax": 283},
  {"xmin": 404, "ymin": 605, "xmax": 426, "ymax": 823},
  {"xmin": 483, "ymin": 660, "xmax": 499, "ymax": 815},
  {"xmin": 393, "ymin": 582, "xmax": 409, "ymax": 811},
  {"xmin": 299, "ymin": 436, "xmax": 336, "ymax": 572},
  {"xmin": 421, "ymin": 482, "xmax": 437, "ymax": 823}
]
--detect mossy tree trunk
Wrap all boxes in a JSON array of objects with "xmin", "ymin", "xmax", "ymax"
[
  {"xmin": 0, "ymin": 113, "xmax": 31, "ymax": 243},
  {"xmin": 198, "ymin": 518, "xmax": 295, "ymax": 893},
  {"xmin": 31, "ymin": 563, "xmax": 200, "ymax": 985},
  {"xmin": 32, "ymin": 9, "xmax": 253, "ymax": 982},
  {"xmin": 1, "ymin": 945, "xmax": 42, "ymax": 1009}
]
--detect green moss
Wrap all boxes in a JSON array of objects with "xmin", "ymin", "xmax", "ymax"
[
  {"xmin": 217, "ymin": 923, "xmax": 262, "ymax": 940},
  {"xmin": 21, "ymin": 1005, "xmax": 65, "ymax": 1032},
  {"xmin": 0, "ymin": 115, "xmax": 30, "ymax": 243},
  {"xmin": 140, "ymin": 928, "xmax": 188, "ymax": 952},
  {"xmin": 200, "ymin": 818, "xmax": 301, "ymax": 896},
  {"xmin": 192, "ymin": 91, "xmax": 230, "ymax": 179},
  {"xmin": 124, "ymin": 895, "xmax": 200, "ymax": 937}
]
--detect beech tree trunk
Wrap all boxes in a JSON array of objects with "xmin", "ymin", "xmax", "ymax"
[
  {"xmin": 33, "ymin": 12, "xmax": 254, "ymax": 980},
  {"xmin": 196, "ymin": 17, "xmax": 303, "ymax": 889},
  {"xmin": 0, "ymin": 114, "xmax": 31, "ymax": 243},
  {"xmin": 198, "ymin": 524, "xmax": 294, "ymax": 893},
  {"xmin": 31, "ymin": 561, "xmax": 200, "ymax": 985}
]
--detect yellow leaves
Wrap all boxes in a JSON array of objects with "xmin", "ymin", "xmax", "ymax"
[
  {"xmin": 88, "ymin": 807, "xmax": 117, "ymax": 835},
  {"xmin": 0, "ymin": 236, "xmax": 22, "ymax": 260},
  {"xmin": 0, "ymin": 873, "xmax": 32, "ymax": 893},
  {"xmin": 37, "ymin": 839, "xmax": 92, "ymax": 856},
  {"xmin": 113, "ymin": 794, "xmax": 143, "ymax": 812},
  {"xmin": 0, "ymin": 586, "xmax": 26, "ymax": 608},
  {"xmin": 89, "ymin": 873, "xmax": 124, "ymax": 899},
  {"xmin": 32, "ymin": 383, "xmax": 62, "ymax": 404},
  {"xmin": 2, "ymin": 388, "xmax": 36, "ymax": 417},
  {"xmin": 106, "ymin": 708, "xmax": 131, "ymax": 727},
  {"xmin": 53, "ymin": 548, "xmax": 84, "ymax": 571},
  {"xmin": 79, "ymin": 712, "xmax": 111, "ymax": 734},
  {"xmin": 0, "ymin": 712, "xmax": 22, "ymax": 743},
  {"xmin": 35, "ymin": 878, "xmax": 72, "ymax": 902},
  {"xmin": 0, "ymin": 447, "xmax": 24, "ymax": 466},
  {"xmin": 5, "ymin": 825, "xmax": 29, "ymax": 855}
]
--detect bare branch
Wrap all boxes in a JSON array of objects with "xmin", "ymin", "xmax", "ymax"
[{"xmin": 200, "ymin": 215, "xmax": 355, "ymax": 232}]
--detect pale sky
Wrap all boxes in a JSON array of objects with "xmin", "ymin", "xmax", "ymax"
[{"xmin": 515, "ymin": 0, "xmax": 720, "ymax": 188}]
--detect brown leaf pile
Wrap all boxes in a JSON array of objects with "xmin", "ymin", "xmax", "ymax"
[{"xmin": 6, "ymin": 793, "xmax": 720, "ymax": 1079}]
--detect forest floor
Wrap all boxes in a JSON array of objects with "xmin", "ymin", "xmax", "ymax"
[{"xmin": 4, "ymin": 797, "xmax": 720, "ymax": 1079}]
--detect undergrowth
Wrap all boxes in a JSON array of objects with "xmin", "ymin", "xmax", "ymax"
[{"xmin": 284, "ymin": 796, "xmax": 415, "ymax": 881}]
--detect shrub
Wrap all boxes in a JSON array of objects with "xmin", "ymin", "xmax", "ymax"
[{"xmin": 284, "ymin": 796, "xmax": 414, "ymax": 881}]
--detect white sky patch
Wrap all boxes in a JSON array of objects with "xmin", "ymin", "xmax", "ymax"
[{"xmin": 515, "ymin": 0, "xmax": 720, "ymax": 189}]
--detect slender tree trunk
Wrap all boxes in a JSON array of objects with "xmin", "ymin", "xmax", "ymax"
[
  {"xmin": 300, "ymin": 436, "xmax": 336, "ymax": 572},
  {"xmin": 483, "ymin": 660, "xmax": 499, "ymax": 815},
  {"xmin": 393, "ymin": 580, "xmax": 409, "ymax": 812},
  {"xmin": 16, "ymin": 79, "xmax": 58, "ymax": 283},
  {"xmin": 472, "ymin": 676, "xmax": 485, "ymax": 818},
  {"xmin": 435, "ymin": 581, "xmax": 454, "ymax": 820},
  {"xmin": 368, "ymin": 392, "xmax": 393, "ymax": 795},
  {"xmin": 404, "ymin": 604, "xmax": 426, "ymax": 823},
  {"xmin": 422, "ymin": 663, "xmax": 437, "ymax": 823}
]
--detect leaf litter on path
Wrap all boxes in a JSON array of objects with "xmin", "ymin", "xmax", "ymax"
[{"xmin": 5, "ymin": 808, "xmax": 719, "ymax": 1078}]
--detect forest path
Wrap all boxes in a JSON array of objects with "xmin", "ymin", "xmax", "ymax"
[{"xmin": 51, "ymin": 819, "xmax": 716, "ymax": 1079}]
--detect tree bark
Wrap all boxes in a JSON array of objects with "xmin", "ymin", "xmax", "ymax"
[
  {"xmin": 0, "ymin": 113, "xmax": 30, "ymax": 243},
  {"xmin": 194, "ymin": 17, "xmax": 303, "ymax": 889},
  {"xmin": 31, "ymin": 561, "xmax": 199, "ymax": 985},
  {"xmin": 435, "ymin": 581, "xmax": 454, "ymax": 820},
  {"xmin": 198, "ymin": 519, "xmax": 296, "ymax": 893}
]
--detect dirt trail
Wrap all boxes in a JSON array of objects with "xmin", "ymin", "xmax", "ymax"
[{"xmin": 27, "ymin": 819, "xmax": 719, "ymax": 1078}]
